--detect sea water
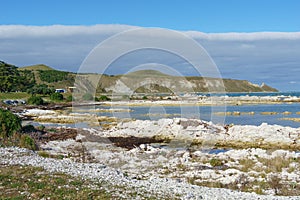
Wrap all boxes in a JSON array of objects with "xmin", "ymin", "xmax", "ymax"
[
  {"xmin": 93, "ymin": 92, "xmax": 300, "ymax": 128},
  {"xmin": 28, "ymin": 92, "xmax": 300, "ymax": 128},
  {"xmin": 95, "ymin": 103, "xmax": 300, "ymax": 128}
]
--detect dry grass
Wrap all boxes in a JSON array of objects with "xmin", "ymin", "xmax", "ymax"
[
  {"xmin": 258, "ymin": 156, "xmax": 293, "ymax": 173},
  {"xmin": 238, "ymin": 159, "xmax": 256, "ymax": 172},
  {"xmin": 0, "ymin": 165, "xmax": 111, "ymax": 199},
  {"xmin": 186, "ymin": 155, "xmax": 300, "ymax": 196}
]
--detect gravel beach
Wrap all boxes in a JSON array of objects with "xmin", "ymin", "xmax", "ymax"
[{"xmin": 1, "ymin": 147, "xmax": 299, "ymax": 199}]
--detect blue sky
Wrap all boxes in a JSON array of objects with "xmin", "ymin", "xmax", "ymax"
[
  {"xmin": 1, "ymin": 0, "xmax": 300, "ymax": 32},
  {"xmin": 0, "ymin": 1, "xmax": 300, "ymax": 91}
]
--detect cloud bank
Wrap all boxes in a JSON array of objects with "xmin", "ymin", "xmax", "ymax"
[{"xmin": 0, "ymin": 24, "xmax": 299, "ymax": 91}]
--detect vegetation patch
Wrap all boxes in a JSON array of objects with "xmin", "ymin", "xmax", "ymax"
[
  {"xmin": 0, "ymin": 165, "xmax": 111, "ymax": 199},
  {"xmin": 209, "ymin": 158, "xmax": 223, "ymax": 167},
  {"xmin": 27, "ymin": 95, "xmax": 44, "ymax": 105},
  {"xmin": 0, "ymin": 61, "xmax": 35, "ymax": 93},
  {"xmin": 39, "ymin": 70, "xmax": 72, "ymax": 83},
  {"xmin": 0, "ymin": 108, "xmax": 22, "ymax": 138},
  {"xmin": 0, "ymin": 92, "xmax": 30, "ymax": 100},
  {"xmin": 27, "ymin": 84, "xmax": 54, "ymax": 95},
  {"xmin": 214, "ymin": 140, "xmax": 300, "ymax": 151},
  {"xmin": 97, "ymin": 95, "xmax": 111, "ymax": 101},
  {"xmin": 280, "ymin": 117, "xmax": 300, "ymax": 122},
  {"xmin": 260, "ymin": 112, "xmax": 278, "ymax": 115},
  {"xmin": 50, "ymin": 92, "xmax": 64, "ymax": 101}
]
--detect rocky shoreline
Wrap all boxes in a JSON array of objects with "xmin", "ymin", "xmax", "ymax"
[
  {"xmin": 1, "ymin": 147, "xmax": 299, "ymax": 199},
  {"xmin": 2, "ymin": 96, "xmax": 300, "ymax": 199},
  {"xmin": 3, "ymin": 109, "xmax": 299, "ymax": 198}
]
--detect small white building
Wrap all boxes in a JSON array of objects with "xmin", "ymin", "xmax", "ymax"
[{"xmin": 55, "ymin": 89, "xmax": 66, "ymax": 93}]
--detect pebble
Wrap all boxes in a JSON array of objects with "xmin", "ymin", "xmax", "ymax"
[{"xmin": 1, "ymin": 147, "xmax": 299, "ymax": 199}]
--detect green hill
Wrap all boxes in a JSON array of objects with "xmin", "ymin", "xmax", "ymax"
[
  {"xmin": 0, "ymin": 61, "xmax": 279, "ymax": 94},
  {"xmin": 0, "ymin": 61, "xmax": 36, "ymax": 92},
  {"xmin": 18, "ymin": 64, "xmax": 54, "ymax": 71},
  {"xmin": 0, "ymin": 61, "xmax": 75, "ymax": 92},
  {"xmin": 18, "ymin": 63, "xmax": 75, "ymax": 88},
  {"xmin": 93, "ymin": 69, "xmax": 278, "ymax": 93}
]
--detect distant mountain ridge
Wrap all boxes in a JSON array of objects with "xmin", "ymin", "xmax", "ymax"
[
  {"xmin": 0, "ymin": 61, "xmax": 278, "ymax": 93},
  {"xmin": 123, "ymin": 70, "xmax": 170, "ymax": 77},
  {"xmin": 97, "ymin": 70, "xmax": 278, "ymax": 93}
]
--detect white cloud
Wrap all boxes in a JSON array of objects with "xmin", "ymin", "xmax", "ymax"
[
  {"xmin": 185, "ymin": 31, "xmax": 300, "ymax": 41},
  {"xmin": 0, "ymin": 24, "xmax": 136, "ymax": 38},
  {"xmin": 0, "ymin": 24, "xmax": 300, "ymax": 91}
]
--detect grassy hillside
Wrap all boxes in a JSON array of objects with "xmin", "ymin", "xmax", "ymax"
[
  {"xmin": 0, "ymin": 61, "xmax": 76, "ymax": 94},
  {"xmin": 0, "ymin": 61, "xmax": 35, "ymax": 92},
  {"xmin": 19, "ymin": 64, "xmax": 75, "ymax": 89},
  {"xmin": 123, "ymin": 70, "xmax": 171, "ymax": 78},
  {"xmin": 18, "ymin": 64, "xmax": 54, "ymax": 71},
  {"xmin": 0, "ymin": 61, "xmax": 278, "ymax": 95},
  {"xmin": 98, "ymin": 70, "xmax": 278, "ymax": 93}
]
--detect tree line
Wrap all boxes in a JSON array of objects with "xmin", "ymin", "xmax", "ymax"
[{"xmin": 0, "ymin": 61, "xmax": 35, "ymax": 92}]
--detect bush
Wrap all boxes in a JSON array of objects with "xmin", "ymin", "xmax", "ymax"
[
  {"xmin": 0, "ymin": 108, "xmax": 22, "ymax": 138},
  {"xmin": 27, "ymin": 95, "xmax": 44, "ymax": 105},
  {"xmin": 66, "ymin": 95, "xmax": 74, "ymax": 102},
  {"xmin": 0, "ymin": 61, "xmax": 36, "ymax": 92},
  {"xmin": 0, "ymin": 108, "xmax": 38, "ymax": 150},
  {"xmin": 98, "ymin": 95, "xmax": 111, "ymax": 101},
  {"xmin": 19, "ymin": 134, "xmax": 37, "ymax": 150},
  {"xmin": 209, "ymin": 158, "xmax": 223, "ymax": 167},
  {"xmin": 27, "ymin": 84, "xmax": 54, "ymax": 95},
  {"xmin": 39, "ymin": 70, "xmax": 72, "ymax": 83},
  {"xmin": 38, "ymin": 151, "xmax": 50, "ymax": 158},
  {"xmin": 50, "ymin": 92, "xmax": 64, "ymax": 101}
]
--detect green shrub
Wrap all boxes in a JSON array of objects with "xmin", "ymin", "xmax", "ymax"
[
  {"xmin": 27, "ymin": 84, "xmax": 54, "ymax": 95},
  {"xmin": 39, "ymin": 70, "xmax": 72, "ymax": 83},
  {"xmin": 27, "ymin": 95, "xmax": 44, "ymax": 105},
  {"xmin": 0, "ymin": 108, "xmax": 22, "ymax": 138},
  {"xmin": 20, "ymin": 135, "xmax": 37, "ymax": 150},
  {"xmin": 50, "ymin": 92, "xmax": 64, "ymax": 101},
  {"xmin": 209, "ymin": 158, "xmax": 223, "ymax": 167},
  {"xmin": 0, "ymin": 61, "xmax": 35, "ymax": 92},
  {"xmin": 38, "ymin": 151, "xmax": 50, "ymax": 158},
  {"xmin": 66, "ymin": 95, "xmax": 74, "ymax": 102},
  {"xmin": 98, "ymin": 95, "xmax": 111, "ymax": 101}
]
